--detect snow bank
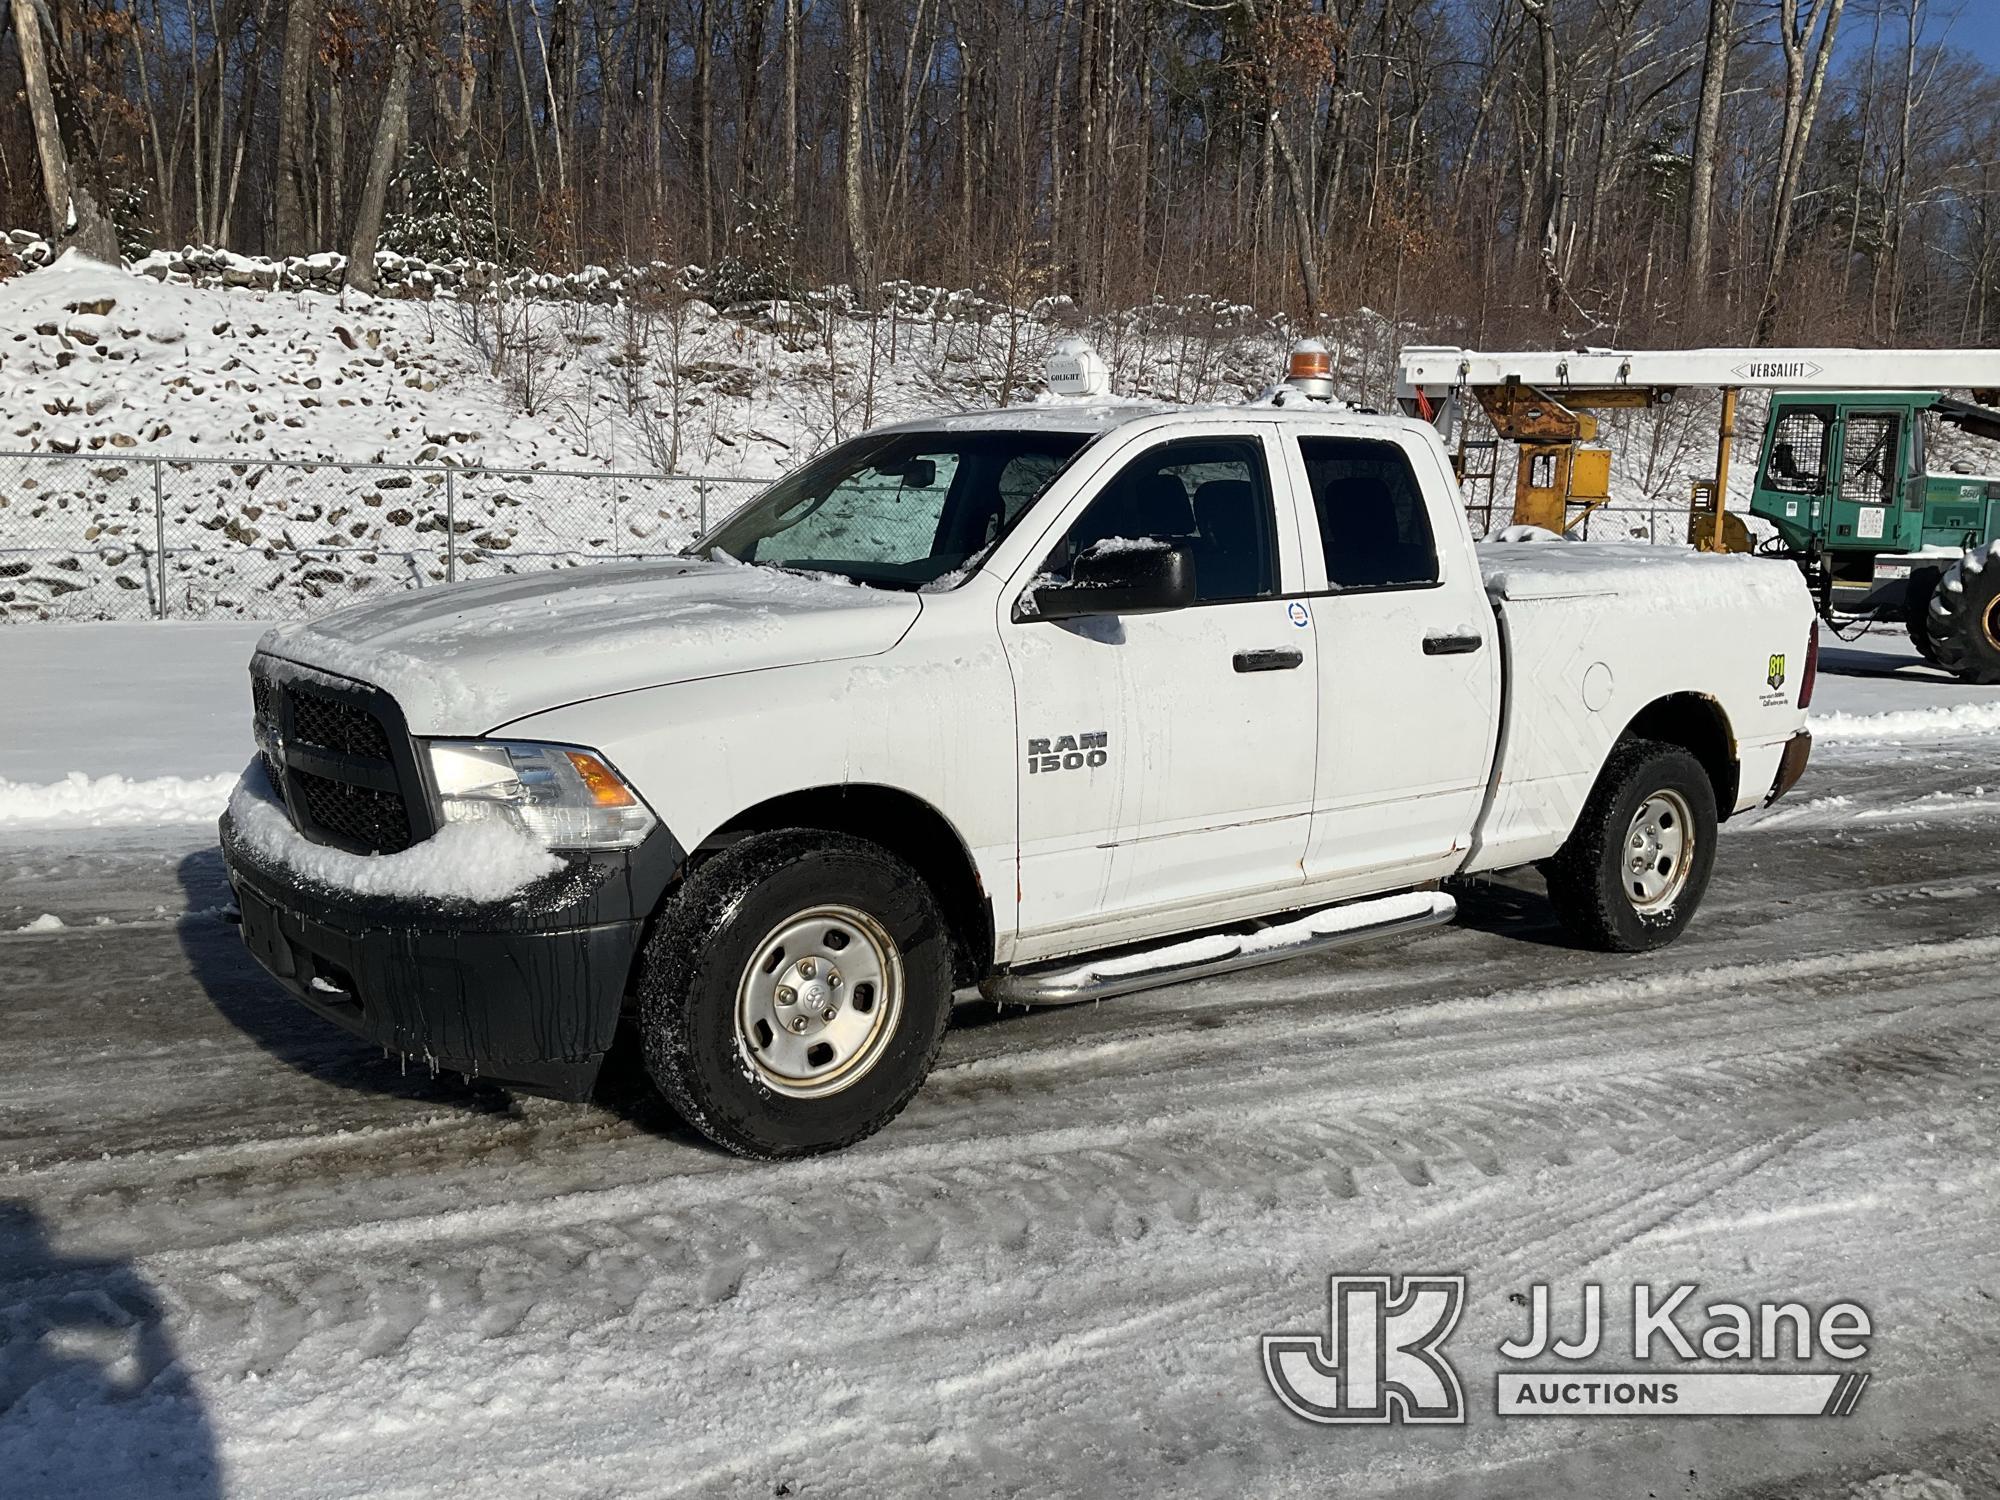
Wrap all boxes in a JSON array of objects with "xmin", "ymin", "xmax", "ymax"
[
  {"xmin": 227, "ymin": 763, "xmax": 560, "ymax": 902},
  {"xmin": 1812, "ymin": 700, "xmax": 2000, "ymax": 743},
  {"xmin": 0, "ymin": 771, "xmax": 237, "ymax": 827}
]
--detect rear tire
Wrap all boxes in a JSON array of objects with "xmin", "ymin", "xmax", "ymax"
[
  {"xmin": 636, "ymin": 829, "xmax": 954, "ymax": 1159},
  {"xmin": 1541, "ymin": 739, "xmax": 1719, "ymax": 953},
  {"xmin": 1926, "ymin": 544, "xmax": 2000, "ymax": 685}
]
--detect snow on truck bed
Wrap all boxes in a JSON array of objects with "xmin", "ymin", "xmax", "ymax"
[{"xmin": 1479, "ymin": 539, "xmax": 1808, "ymax": 608}]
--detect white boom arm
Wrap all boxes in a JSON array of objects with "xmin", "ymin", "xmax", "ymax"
[{"xmin": 1396, "ymin": 345, "xmax": 2000, "ymax": 401}]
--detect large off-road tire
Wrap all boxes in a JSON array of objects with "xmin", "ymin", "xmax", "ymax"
[
  {"xmin": 637, "ymin": 829, "xmax": 954, "ymax": 1159},
  {"xmin": 1926, "ymin": 543, "xmax": 2000, "ymax": 685},
  {"xmin": 1540, "ymin": 738, "xmax": 1719, "ymax": 953},
  {"xmin": 1905, "ymin": 565, "xmax": 1943, "ymax": 666}
]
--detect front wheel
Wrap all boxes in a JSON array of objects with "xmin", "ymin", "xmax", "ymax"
[
  {"xmin": 636, "ymin": 829, "xmax": 954, "ymax": 1158},
  {"xmin": 1540, "ymin": 739, "xmax": 1720, "ymax": 953},
  {"xmin": 1926, "ymin": 544, "xmax": 2000, "ymax": 685}
]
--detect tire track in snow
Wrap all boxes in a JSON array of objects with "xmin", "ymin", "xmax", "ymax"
[{"xmin": 5, "ymin": 937, "xmax": 1982, "ymax": 1405}]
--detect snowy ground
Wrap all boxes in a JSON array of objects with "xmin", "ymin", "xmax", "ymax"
[{"xmin": 2, "ymin": 622, "xmax": 1999, "ymax": 1499}]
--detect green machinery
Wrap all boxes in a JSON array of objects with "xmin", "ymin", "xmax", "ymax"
[{"xmin": 1748, "ymin": 391, "xmax": 2000, "ymax": 683}]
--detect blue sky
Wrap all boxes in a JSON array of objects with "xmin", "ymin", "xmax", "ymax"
[{"xmin": 1838, "ymin": 1, "xmax": 1999, "ymax": 71}]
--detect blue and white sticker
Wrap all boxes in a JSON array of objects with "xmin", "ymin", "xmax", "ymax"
[{"xmin": 1287, "ymin": 601, "xmax": 1311, "ymax": 628}]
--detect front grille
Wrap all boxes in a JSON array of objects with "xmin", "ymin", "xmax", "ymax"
[
  {"xmin": 250, "ymin": 673, "xmax": 284, "ymax": 797},
  {"xmin": 291, "ymin": 768, "xmax": 414, "ymax": 854},
  {"xmin": 249, "ymin": 660, "xmax": 422, "ymax": 855},
  {"xmin": 290, "ymin": 687, "xmax": 395, "ymax": 760}
]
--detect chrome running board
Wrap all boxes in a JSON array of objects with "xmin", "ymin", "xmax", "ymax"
[{"xmin": 982, "ymin": 890, "xmax": 1457, "ymax": 1006}]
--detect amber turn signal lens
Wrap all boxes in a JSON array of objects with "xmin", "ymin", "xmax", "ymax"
[{"xmin": 564, "ymin": 750, "xmax": 638, "ymax": 807}]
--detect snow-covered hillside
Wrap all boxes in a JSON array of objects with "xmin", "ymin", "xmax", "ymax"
[{"xmin": 0, "ymin": 253, "xmax": 1307, "ymax": 619}]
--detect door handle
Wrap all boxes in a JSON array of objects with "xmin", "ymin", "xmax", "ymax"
[
  {"xmin": 1422, "ymin": 632, "xmax": 1484, "ymax": 656},
  {"xmin": 1234, "ymin": 648, "xmax": 1304, "ymax": 673}
]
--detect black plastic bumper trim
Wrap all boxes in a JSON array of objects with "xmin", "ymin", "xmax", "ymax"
[{"xmin": 220, "ymin": 809, "xmax": 686, "ymax": 1100}]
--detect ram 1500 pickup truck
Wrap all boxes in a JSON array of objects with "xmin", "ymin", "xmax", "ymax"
[{"xmin": 221, "ymin": 379, "xmax": 1816, "ymax": 1157}]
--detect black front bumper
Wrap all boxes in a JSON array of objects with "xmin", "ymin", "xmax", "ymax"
[{"xmin": 221, "ymin": 811, "xmax": 683, "ymax": 1100}]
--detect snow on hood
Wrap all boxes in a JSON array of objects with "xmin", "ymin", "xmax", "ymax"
[{"xmin": 255, "ymin": 558, "xmax": 920, "ymax": 734}]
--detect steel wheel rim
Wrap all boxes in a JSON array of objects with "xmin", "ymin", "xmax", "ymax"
[
  {"xmin": 734, "ymin": 903, "xmax": 903, "ymax": 1099},
  {"xmin": 1982, "ymin": 595, "xmax": 2000, "ymax": 652},
  {"xmin": 1623, "ymin": 789, "xmax": 1694, "ymax": 914}
]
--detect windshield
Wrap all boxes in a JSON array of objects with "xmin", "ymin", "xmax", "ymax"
[{"xmin": 692, "ymin": 428, "xmax": 1094, "ymax": 589}]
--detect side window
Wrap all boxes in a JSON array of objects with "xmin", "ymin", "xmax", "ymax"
[
  {"xmin": 1840, "ymin": 414, "xmax": 1900, "ymax": 507},
  {"xmin": 1043, "ymin": 437, "xmax": 1277, "ymax": 603},
  {"xmin": 1298, "ymin": 437, "xmax": 1439, "ymax": 589},
  {"xmin": 1765, "ymin": 408, "xmax": 1831, "ymax": 495}
]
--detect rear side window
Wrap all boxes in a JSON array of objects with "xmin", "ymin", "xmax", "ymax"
[{"xmin": 1297, "ymin": 437, "xmax": 1439, "ymax": 589}]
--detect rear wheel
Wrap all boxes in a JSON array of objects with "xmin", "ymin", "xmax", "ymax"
[
  {"xmin": 1926, "ymin": 544, "xmax": 2000, "ymax": 685},
  {"xmin": 1541, "ymin": 739, "xmax": 1719, "ymax": 953},
  {"xmin": 636, "ymin": 829, "xmax": 954, "ymax": 1159}
]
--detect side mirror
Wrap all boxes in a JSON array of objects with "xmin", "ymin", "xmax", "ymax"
[{"xmin": 1020, "ymin": 539, "xmax": 1196, "ymax": 621}]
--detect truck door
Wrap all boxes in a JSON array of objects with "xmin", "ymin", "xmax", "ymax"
[
  {"xmin": 1001, "ymin": 430, "xmax": 1317, "ymax": 954},
  {"xmin": 1284, "ymin": 431, "xmax": 1500, "ymax": 885}
]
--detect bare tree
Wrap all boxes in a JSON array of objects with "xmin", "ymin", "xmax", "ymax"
[
  {"xmin": 11, "ymin": 0, "xmax": 119, "ymax": 260},
  {"xmin": 1684, "ymin": 0, "xmax": 1736, "ymax": 325},
  {"xmin": 1755, "ymin": 0, "xmax": 1847, "ymax": 342},
  {"xmin": 273, "ymin": 0, "xmax": 318, "ymax": 255},
  {"xmin": 346, "ymin": 20, "xmax": 418, "ymax": 293},
  {"xmin": 844, "ymin": 0, "xmax": 874, "ymax": 292}
]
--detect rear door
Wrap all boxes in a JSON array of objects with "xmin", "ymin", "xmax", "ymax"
[
  {"xmin": 1001, "ymin": 427, "xmax": 1318, "ymax": 953},
  {"xmin": 1283, "ymin": 429, "xmax": 1500, "ymax": 885}
]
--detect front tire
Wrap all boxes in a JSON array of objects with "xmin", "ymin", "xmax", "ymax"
[
  {"xmin": 1926, "ymin": 544, "xmax": 2000, "ymax": 685},
  {"xmin": 637, "ymin": 829, "xmax": 954, "ymax": 1158},
  {"xmin": 1541, "ymin": 739, "xmax": 1719, "ymax": 953}
]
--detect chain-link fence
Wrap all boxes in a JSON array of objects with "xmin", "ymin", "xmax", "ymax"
[{"xmin": 0, "ymin": 451, "xmax": 767, "ymax": 622}]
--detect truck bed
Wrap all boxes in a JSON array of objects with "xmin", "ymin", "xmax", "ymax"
[
  {"xmin": 1465, "ymin": 542, "xmax": 1815, "ymax": 875},
  {"xmin": 1478, "ymin": 541, "xmax": 1808, "ymax": 610}
]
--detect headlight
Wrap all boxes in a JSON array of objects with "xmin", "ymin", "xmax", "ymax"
[{"xmin": 425, "ymin": 740, "xmax": 658, "ymax": 851}]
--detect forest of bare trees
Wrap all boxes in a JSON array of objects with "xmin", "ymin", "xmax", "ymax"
[{"xmin": 2, "ymin": 0, "xmax": 1996, "ymax": 348}]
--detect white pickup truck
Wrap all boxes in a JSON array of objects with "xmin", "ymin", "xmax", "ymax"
[{"xmin": 221, "ymin": 360, "xmax": 1816, "ymax": 1157}]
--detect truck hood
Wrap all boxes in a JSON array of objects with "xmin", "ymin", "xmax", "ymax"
[{"xmin": 256, "ymin": 559, "xmax": 921, "ymax": 734}]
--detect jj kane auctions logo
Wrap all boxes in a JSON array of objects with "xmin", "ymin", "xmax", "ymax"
[{"xmin": 1263, "ymin": 1275, "xmax": 1872, "ymax": 1424}]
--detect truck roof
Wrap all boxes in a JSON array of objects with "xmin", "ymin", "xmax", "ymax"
[{"xmin": 869, "ymin": 398, "xmax": 1425, "ymax": 440}]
